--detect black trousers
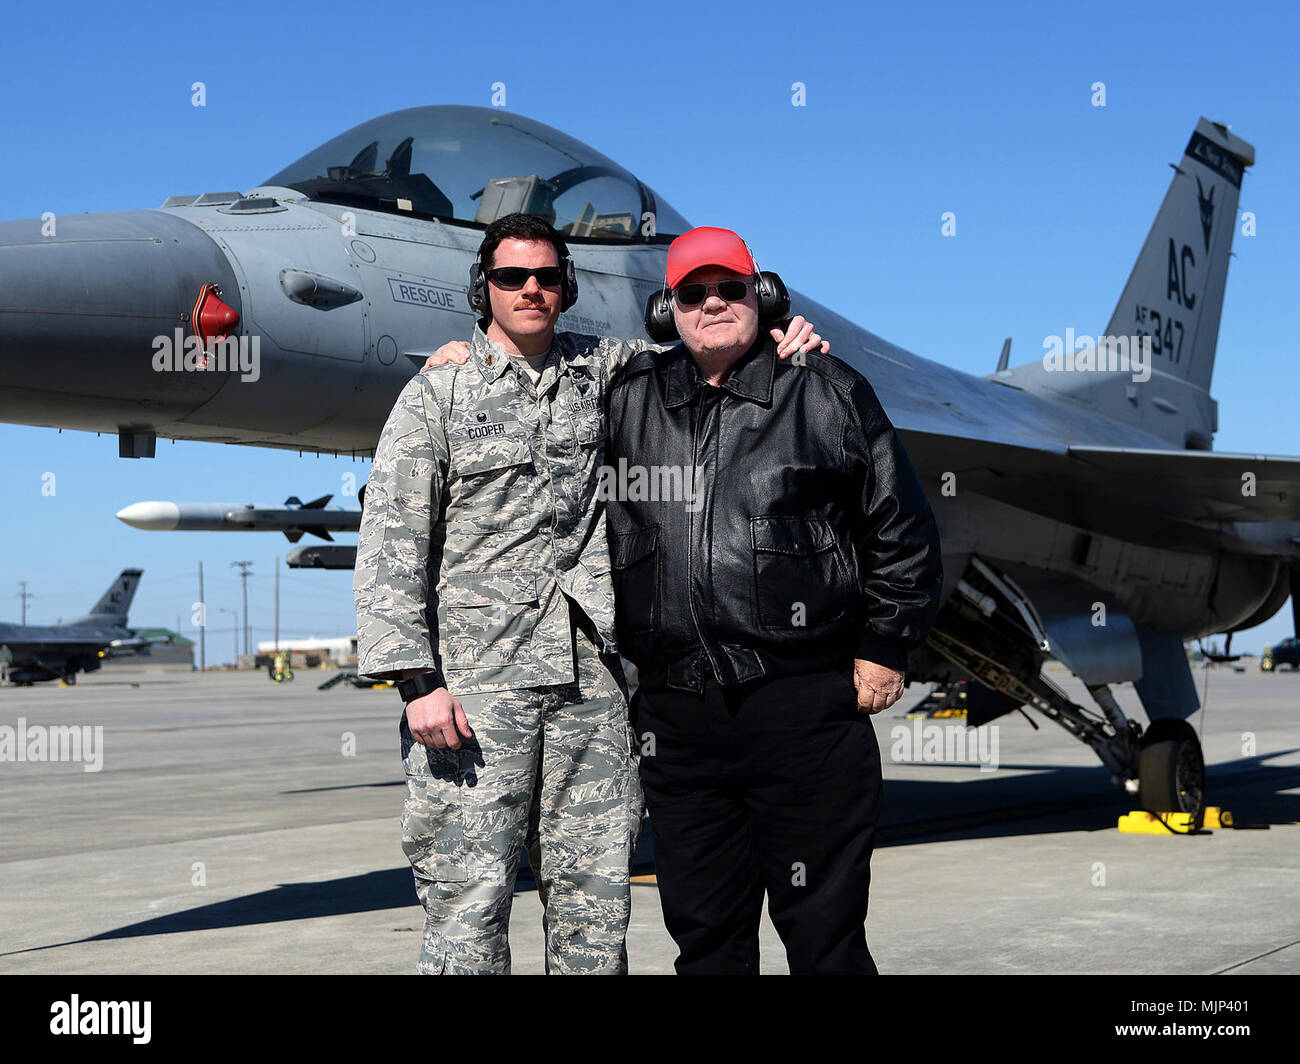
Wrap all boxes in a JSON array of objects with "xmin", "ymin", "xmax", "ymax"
[{"xmin": 633, "ymin": 667, "xmax": 882, "ymax": 974}]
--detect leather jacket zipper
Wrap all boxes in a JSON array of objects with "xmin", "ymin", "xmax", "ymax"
[{"xmin": 687, "ymin": 387, "xmax": 722, "ymax": 681}]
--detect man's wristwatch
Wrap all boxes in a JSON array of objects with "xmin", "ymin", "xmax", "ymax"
[{"xmin": 397, "ymin": 671, "xmax": 444, "ymax": 703}]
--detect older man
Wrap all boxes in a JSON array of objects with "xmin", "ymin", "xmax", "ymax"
[
  {"xmin": 605, "ymin": 226, "xmax": 943, "ymax": 974},
  {"xmin": 359, "ymin": 213, "xmax": 825, "ymax": 974}
]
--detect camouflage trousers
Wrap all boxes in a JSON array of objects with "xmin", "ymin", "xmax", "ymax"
[{"xmin": 399, "ymin": 630, "xmax": 642, "ymax": 974}]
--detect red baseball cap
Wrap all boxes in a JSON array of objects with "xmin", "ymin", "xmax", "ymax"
[{"xmin": 665, "ymin": 227, "xmax": 757, "ymax": 289}]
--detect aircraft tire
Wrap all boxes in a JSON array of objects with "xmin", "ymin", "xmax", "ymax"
[{"xmin": 1138, "ymin": 718, "xmax": 1206, "ymax": 826}]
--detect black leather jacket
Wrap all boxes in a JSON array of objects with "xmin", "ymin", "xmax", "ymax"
[{"xmin": 605, "ymin": 334, "xmax": 942, "ymax": 690}]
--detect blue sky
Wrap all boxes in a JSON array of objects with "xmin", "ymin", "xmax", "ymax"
[{"xmin": 1, "ymin": 0, "xmax": 1296, "ymax": 659}]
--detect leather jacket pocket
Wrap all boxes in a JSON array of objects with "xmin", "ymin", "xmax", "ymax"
[
  {"xmin": 751, "ymin": 515, "xmax": 851, "ymax": 630},
  {"xmin": 611, "ymin": 525, "xmax": 659, "ymax": 636}
]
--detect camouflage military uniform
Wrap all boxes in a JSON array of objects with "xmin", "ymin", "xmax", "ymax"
[{"xmin": 354, "ymin": 324, "xmax": 657, "ymax": 974}]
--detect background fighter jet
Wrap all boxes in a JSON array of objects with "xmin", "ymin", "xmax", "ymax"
[
  {"xmin": 0, "ymin": 106, "xmax": 1295, "ymax": 819},
  {"xmin": 0, "ymin": 569, "xmax": 164, "ymax": 684}
]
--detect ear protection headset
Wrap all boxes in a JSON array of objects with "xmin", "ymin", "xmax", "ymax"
[
  {"xmin": 643, "ymin": 270, "xmax": 790, "ymax": 343},
  {"xmin": 467, "ymin": 242, "xmax": 579, "ymax": 319}
]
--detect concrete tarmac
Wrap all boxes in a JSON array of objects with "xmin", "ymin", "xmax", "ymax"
[{"xmin": 1, "ymin": 662, "xmax": 1297, "ymax": 974}]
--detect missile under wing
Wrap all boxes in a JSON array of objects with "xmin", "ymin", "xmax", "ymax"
[{"xmin": 117, "ymin": 495, "xmax": 361, "ymax": 542}]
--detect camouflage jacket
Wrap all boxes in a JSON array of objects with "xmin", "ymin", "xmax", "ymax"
[{"xmin": 353, "ymin": 325, "xmax": 658, "ymax": 693}]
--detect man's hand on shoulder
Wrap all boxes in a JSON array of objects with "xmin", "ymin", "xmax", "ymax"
[
  {"xmin": 853, "ymin": 659, "xmax": 904, "ymax": 714},
  {"xmin": 417, "ymin": 320, "xmax": 828, "ymax": 370},
  {"xmin": 406, "ymin": 686, "xmax": 474, "ymax": 749},
  {"xmin": 423, "ymin": 341, "xmax": 471, "ymax": 371},
  {"xmin": 771, "ymin": 315, "xmax": 831, "ymax": 359}
]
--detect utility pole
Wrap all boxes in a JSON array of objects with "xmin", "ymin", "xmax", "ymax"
[
  {"xmin": 231, "ymin": 561, "xmax": 253, "ymax": 658},
  {"xmin": 198, "ymin": 561, "xmax": 206, "ymax": 673},
  {"xmin": 274, "ymin": 556, "xmax": 280, "ymax": 652},
  {"xmin": 17, "ymin": 581, "xmax": 34, "ymax": 624}
]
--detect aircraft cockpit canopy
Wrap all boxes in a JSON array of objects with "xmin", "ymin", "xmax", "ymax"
[{"xmin": 264, "ymin": 105, "xmax": 691, "ymax": 242}]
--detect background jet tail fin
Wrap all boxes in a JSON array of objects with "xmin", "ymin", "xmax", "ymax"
[
  {"xmin": 1102, "ymin": 118, "xmax": 1254, "ymax": 398},
  {"xmin": 63, "ymin": 568, "xmax": 143, "ymax": 627}
]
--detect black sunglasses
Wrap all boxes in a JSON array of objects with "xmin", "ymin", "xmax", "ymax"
[
  {"xmin": 673, "ymin": 278, "xmax": 753, "ymax": 306},
  {"xmin": 486, "ymin": 266, "xmax": 564, "ymax": 289}
]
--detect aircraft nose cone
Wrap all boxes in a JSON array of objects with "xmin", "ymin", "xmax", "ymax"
[
  {"xmin": 116, "ymin": 501, "xmax": 181, "ymax": 530},
  {"xmin": 0, "ymin": 209, "xmax": 241, "ymax": 433}
]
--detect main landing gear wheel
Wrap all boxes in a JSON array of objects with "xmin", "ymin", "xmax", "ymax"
[{"xmin": 1138, "ymin": 718, "xmax": 1206, "ymax": 827}]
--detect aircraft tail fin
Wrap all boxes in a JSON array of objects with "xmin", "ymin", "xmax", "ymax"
[
  {"xmin": 64, "ymin": 568, "xmax": 143, "ymax": 628},
  {"xmin": 998, "ymin": 118, "xmax": 1254, "ymax": 449},
  {"xmin": 1102, "ymin": 118, "xmax": 1253, "ymax": 397}
]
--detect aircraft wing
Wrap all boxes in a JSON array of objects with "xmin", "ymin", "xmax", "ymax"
[
  {"xmin": 0, "ymin": 627, "xmax": 126, "ymax": 651},
  {"xmin": 900, "ymin": 430, "xmax": 1300, "ymax": 556},
  {"xmin": 1067, "ymin": 446, "xmax": 1300, "ymax": 524}
]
